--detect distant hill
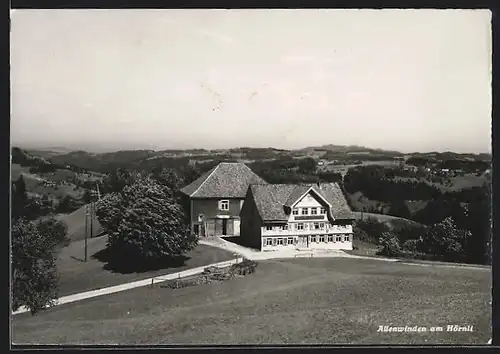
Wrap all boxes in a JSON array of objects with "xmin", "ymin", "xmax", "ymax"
[{"xmin": 15, "ymin": 144, "xmax": 491, "ymax": 175}]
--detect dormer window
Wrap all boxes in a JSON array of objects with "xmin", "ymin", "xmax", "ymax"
[
  {"xmin": 320, "ymin": 207, "xmax": 326, "ymax": 214},
  {"xmin": 301, "ymin": 208, "xmax": 309, "ymax": 215},
  {"xmin": 219, "ymin": 200, "xmax": 229, "ymax": 211},
  {"xmin": 292, "ymin": 208, "xmax": 299, "ymax": 215},
  {"xmin": 311, "ymin": 208, "xmax": 317, "ymax": 215}
]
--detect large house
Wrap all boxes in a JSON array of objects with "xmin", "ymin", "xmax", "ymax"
[
  {"xmin": 180, "ymin": 162, "xmax": 268, "ymax": 237},
  {"xmin": 239, "ymin": 183, "xmax": 355, "ymax": 251}
]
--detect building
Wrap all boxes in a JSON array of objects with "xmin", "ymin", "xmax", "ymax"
[
  {"xmin": 240, "ymin": 182, "xmax": 355, "ymax": 251},
  {"xmin": 180, "ymin": 162, "xmax": 268, "ymax": 237}
]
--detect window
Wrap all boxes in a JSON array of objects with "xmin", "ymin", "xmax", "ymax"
[
  {"xmin": 266, "ymin": 226, "xmax": 273, "ymax": 231},
  {"xmin": 198, "ymin": 214, "xmax": 204, "ymax": 222},
  {"xmin": 343, "ymin": 235, "xmax": 350, "ymax": 242},
  {"xmin": 219, "ymin": 200, "xmax": 229, "ymax": 211},
  {"xmin": 319, "ymin": 235, "xmax": 325, "ymax": 242},
  {"xmin": 320, "ymin": 207, "xmax": 326, "ymax": 214},
  {"xmin": 287, "ymin": 237, "xmax": 294, "ymax": 245},
  {"xmin": 301, "ymin": 208, "xmax": 309, "ymax": 215},
  {"xmin": 320, "ymin": 223, "xmax": 325, "ymax": 229},
  {"xmin": 281, "ymin": 225, "xmax": 288, "ymax": 231},
  {"xmin": 335, "ymin": 235, "xmax": 342, "ymax": 242},
  {"xmin": 266, "ymin": 238, "xmax": 273, "ymax": 246},
  {"xmin": 292, "ymin": 208, "xmax": 299, "ymax": 215},
  {"xmin": 311, "ymin": 235, "xmax": 317, "ymax": 243},
  {"xmin": 314, "ymin": 223, "xmax": 320, "ymax": 230},
  {"xmin": 327, "ymin": 234, "xmax": 333, "ymax": 242},
  {"xmin": 272, "ymin": 238, "xmax": 277, "ymax": 246},
  {"xmin": 311, "ymin": 208, "xmax": 317, "ymax": 215},
  {"xmin": 277, "ymin": 238, "xmax": 284, "ymax": 246},
  {"xmin": 297, "ymin": 223, "xmax": 304, "ymax": 230}
]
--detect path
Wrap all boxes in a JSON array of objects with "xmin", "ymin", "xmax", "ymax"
[
  {"xmin": 199, "ymin": 237, "xmax": 492, "ymax": 271},
  {"xmin": 199, "ymin": 237, "xmax": 398, "ymax": 262},
  {"xmin": 12, "ymin": 258, "xmax": 241, "ymax": 316}
]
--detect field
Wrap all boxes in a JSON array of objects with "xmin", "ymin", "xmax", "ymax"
[
  {"xmin": 55, "ymin": 236, "xmax": 236, "ymax": 297},
  {"xmin": 12, "ymin": 257, "xmax": 491, "ymax": 345},
  {"xmin": 395, "ymin": 174, "xmax": 487, "ymax": 192},
  {"xmin": 11, "ymin": 163, "xmax": 31, "ymax": 180}
]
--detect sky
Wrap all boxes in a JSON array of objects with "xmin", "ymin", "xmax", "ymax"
[{"xmin": 10, "ymin": 9, "xmax": 492, "ymax": 153}]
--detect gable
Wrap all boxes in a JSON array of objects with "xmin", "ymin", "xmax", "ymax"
[{"xmin": 294, "ymin": 192, "xmax": 328, "ymax": 209}]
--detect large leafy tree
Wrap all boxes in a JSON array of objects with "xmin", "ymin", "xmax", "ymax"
[
  {"xmin": 422, "ymin": 217, "xmax": 469, "ymax": 261},
  {"xmin": 95, "ymin": 175, "xmax": 197, "ymax": 265},
  {"xmin": 11, "ymin": 217, "xmax": 67, "ymax": 315}
]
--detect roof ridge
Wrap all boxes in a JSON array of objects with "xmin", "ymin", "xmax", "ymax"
[{"xmin": 190, "ymin": 164, "xmax": 221, "ymax": 197}]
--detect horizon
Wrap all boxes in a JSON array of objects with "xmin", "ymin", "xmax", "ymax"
[
  {"xmin": 12, "ymin": 141, "xmax": 492, "ymax": 156},
  {"xmin": 11, "ymin": 9, "xmax": 492, "ymax": 154}
]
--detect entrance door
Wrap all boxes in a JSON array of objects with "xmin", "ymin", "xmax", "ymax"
[
  {"xmin": 222, "ymin": 219, "xmax": 228, "ymax": 236},
  {"xmin": 298, "ymin": 235, "xmax": 308, "ymax": 248}
]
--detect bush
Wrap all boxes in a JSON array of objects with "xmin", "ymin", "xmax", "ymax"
[
  {"xmin": 377, "ymin": 231, "xmax": 401, "ymax": 257},
  {"xmin": 11, "ymin": 218, "xmax": 60, "ymax": 315},
  {"xmin": 401, "ymin": 239, "xmax": 423, "ymax": 253},
  {"xmin": 230, "ymin": 258, "xmax": 258, "ymax": 276},
  {"xmin": 95, "ymin": 175, "xmax": 197, "ymax": 265}
]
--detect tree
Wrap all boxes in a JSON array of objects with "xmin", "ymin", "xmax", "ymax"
[
  {"xmin": 422, "ymin": 217, "xmax": 468, "ymax": 261},
  {"xmin": 36, "ymin": 216, "xmax": 69, "ymax": 248},
  {"xmin": 152, "ymin": 167, "xmax": 184, "ymax": 192},
  {"xmin": 101, "ymin": 168, "xmax": 137, "ymax": 194},
  {"xmin": 378, "ymin": 231, "xmax": 401, "ymax": 257},
  {"xmin": 11, "ymin": 176, "xmax": 28, "ymax": 220},
  {"xmin": 57, "ymin": 195, "xmax": 82, "ymax": 214},
  {"xmin": 11, "ymin": 218, "xmax": 60, "ymax": 315},
  {"xmin": 95, "ymin": 175, "xmax": 197, "ymax": 266}
]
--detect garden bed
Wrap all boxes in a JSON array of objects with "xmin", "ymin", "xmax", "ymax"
[{"xmin": 161, "ymin": 258, "xmax": 258, "ymax": 290}]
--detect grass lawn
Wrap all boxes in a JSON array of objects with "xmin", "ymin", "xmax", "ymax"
[
  {"xmin": 12, "ymin": 258, "xmax": 491, "ymax": 345},
  {"xmin": 55, "ymin": 236, "xmax": 236, "ymax": 297}
]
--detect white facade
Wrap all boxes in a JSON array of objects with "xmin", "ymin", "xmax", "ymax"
[{"xmin": 260, "ymin": 190, "xmax": 353, "ymax": 251}]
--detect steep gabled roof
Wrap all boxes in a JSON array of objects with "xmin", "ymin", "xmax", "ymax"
[
  {"xmin": 180, "ymin": 162, "xmax": 267, "ymax": 198},
  {"xmin": 250, "ymin": 182, "xmax": 354, "ymax": 222}
]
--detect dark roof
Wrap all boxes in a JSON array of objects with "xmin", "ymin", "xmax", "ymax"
[
  {"xmin": 180, "ymin": 162, "xmax": 267, "ymax": 198},
  {"xmin": 249, "ymin": 183, "xmax": 354, "ymax": 222}
]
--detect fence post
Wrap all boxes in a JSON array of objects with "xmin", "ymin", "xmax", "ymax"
[{"xmin": 151, "ymin": 278, "xmax": 154, "ymax": 288}]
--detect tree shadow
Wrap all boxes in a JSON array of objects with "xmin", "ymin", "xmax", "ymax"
[{"xmin": 91, "ymin": 247, "xmax": 190, "ymax": 274}]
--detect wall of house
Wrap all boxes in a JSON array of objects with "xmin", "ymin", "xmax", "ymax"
[
  {"xmin": 261, "ymin": 233, "xmax": 352, "ymax": 251},
  {"xmin": 191, "ymin": 198, "xmax": 243, "ymax": 236},
  {"xmin": 239, "ymin": 189, "xmax": 262, "ymax": 249}
]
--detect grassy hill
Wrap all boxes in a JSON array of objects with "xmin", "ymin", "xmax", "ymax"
[
  {"xmin": 352, "ymin": 211, "xmax": 422, "ymax": 230},
  {"xmin": 56, "ymin": 204, "xmax": 104, "ymax": 242}
]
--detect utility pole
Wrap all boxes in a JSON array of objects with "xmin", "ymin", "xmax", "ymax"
[
  {"xmin": 84, "ymin": 204, "xmax": 89, "ymax": 262},
  {"xmin": 90, "ymin": 201, "xmax": 94, "ymax": 241}
]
